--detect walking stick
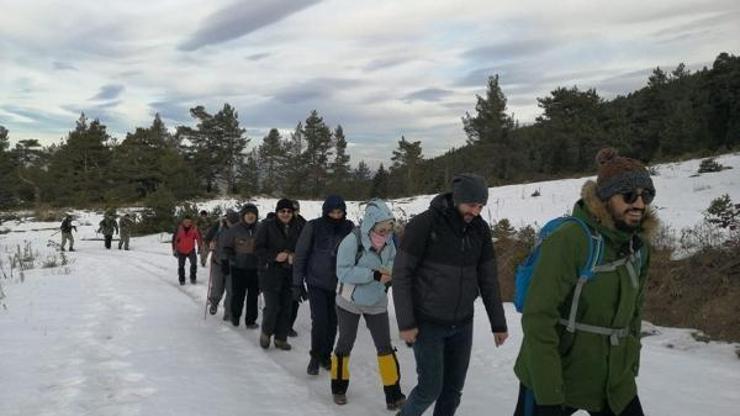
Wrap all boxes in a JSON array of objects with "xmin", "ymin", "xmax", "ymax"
[
  {"xmin": 204, "ymin": 260, "xmax": 214, "ymax": 320},
  {"xmin": 50, "ymin": 230, "xmax": 61, "ymax": 237}
]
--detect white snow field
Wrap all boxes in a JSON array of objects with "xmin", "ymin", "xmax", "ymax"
[{"xmin": 1, "ymin": 154, "xmax": 739, "ymax": 416}]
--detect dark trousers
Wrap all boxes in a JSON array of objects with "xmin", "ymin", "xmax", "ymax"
[
  {"xmin": 230, "ymin": 268, "xmax": 259, "ymax": 325},
  {"xmin": 289, "ymin": 300, "xmax": 300, "ymax": 329},
  {"xmin": 177, "ymin": 251, "xmax": 197, "ymax": 282},
  {"xmin": 104, "ymin": 235, "xmax": 113, "ymax": 249},
  {"xmin": 513, "ymin": 384, "xmax": 645, "ymax": 416},
  {"xmin": 307, "ymin": 286, "xmax": 338, "ymax": 360},
  {"xmin": 261, "ymin": 284, "xmax": 292, "ymax": 341},
  {"xmin": 400, "ymin": 320, "xmax": 473, "ymax": 416},
  {"xmin": 334, "ymin": 307, "xmax": 392, "ymax": 356}
]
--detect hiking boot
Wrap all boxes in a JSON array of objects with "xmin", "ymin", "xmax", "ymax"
[
  {"xmin": 387, "ymin": 396, "xmax": 406, "ymax": 411},
  {"xmin": 179, "ymin": 280, "xmax": 186, "ymax": 286},
  {"xmin": 287, "ymin": 328, "xmax": 298, "ymax": 337},
  {"xmin": 69, "ymin": 248, "xmax": 75, "ymax": 252},
  {"xmin": 307, "ymin": 357, "xmax": 320, "ymax": 375},
  {"xmin": 320, "ymin": 357, "xmax": 332, "ymax": 371},
  {"xmin": 259, "ymin": 333, "xmax": 271, "ymax": 349},
  {"xmin": 231, "ymin": 318, "xmax": 239, "ymax": 327},
  {"xmin": 209, "ymin": 304, "xmax": 217, "ymax": 315},
  {"xmin": 245, "ymin": 323, "xmax": 259, "ymax": 330},
  {"xmin": 223, "ymin": 314, "xmax": 231, "ymax": 321},
  {"xmin": 333, "ymin": 394, "xmax": 347, "ymax": 405},
  {"xmin": 190, "ymin": 277, "xmax": 196, "ymax": 284},
  {"xmin": 274, "ymin": 339, "xmax": 292, "ymax": 351},
  {"xmin": 61, "ymin": 247, "xmax": 66, "ymax": 252}
]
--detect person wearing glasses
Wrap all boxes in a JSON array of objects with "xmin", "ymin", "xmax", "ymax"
[
  {"xmin": 255, "ymin": 199, "xmax": 304, "ymax": 350},
  {"xmin": 513, "ymin": 148, "xmax": 657, "ymax": 416},
  {"xmin": 330, "ymin": 199, "xmax": 406, "ymax": 411}
]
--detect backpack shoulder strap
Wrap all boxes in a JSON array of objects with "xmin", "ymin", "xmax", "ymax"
[{"xmin": 352, "ymin": 226, "xmax": 364, "ymax": 263}]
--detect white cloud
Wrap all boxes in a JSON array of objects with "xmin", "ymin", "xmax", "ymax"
[{"xmin": 0, "ymin": 0, "xmax": 738, "ymax": 165}]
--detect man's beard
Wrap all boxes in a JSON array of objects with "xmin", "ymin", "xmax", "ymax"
[{"xmin": 614, "ymin": 208, "xmax": 644, "ymax": 232}]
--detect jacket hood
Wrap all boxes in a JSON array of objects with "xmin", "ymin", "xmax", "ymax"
[
  {"xmin": 239, "ymin": 203, "xmax": 259, "ymax": 224},
  {"xmin": 322, "ymin": 195, "xmax": 347, "ymax": 218},
  {"xmin": 359, "ymin": 199, "xmax": 394, "ymax": 248},
  {"xmin": 580, "ymin": 180, "xmax": 659, "ymax": 242}
]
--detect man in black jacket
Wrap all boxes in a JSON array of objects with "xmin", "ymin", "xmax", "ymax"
[
  {"xmin": 393, "ymin": 174, "xmax": 508, "ymax": 416},
  {"xmin": 293, "ymin": 195, "xmax": 354, "ymax": 375},
  {"xmin": 221, "ymin": 204, "xmax": 260, "ymax": 328},
  {"xmin": 255, "ymin": 199, "xmax": 303, "ymax": 350}
]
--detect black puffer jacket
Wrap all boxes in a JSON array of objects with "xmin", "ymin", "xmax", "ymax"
[
  {"xmin": 392, "ymin": 192, "xmax": 507, "ymax": 333},
  {"xmin": 255, "ymin": 217, "xmax": 303, "ymax": 291}
]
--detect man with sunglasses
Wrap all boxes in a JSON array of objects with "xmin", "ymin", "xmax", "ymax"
[{"xmin": 513, "ymin": 148, "xmax": 657, "ymax": 416}]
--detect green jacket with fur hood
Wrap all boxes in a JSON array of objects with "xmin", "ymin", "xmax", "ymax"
[{"xmin": 514, "ymin": 180, "xmax": 656, "ymax": 414}]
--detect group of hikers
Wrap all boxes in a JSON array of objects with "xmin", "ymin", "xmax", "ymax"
[
  {"xmin": 182, "ymin": 147, "xmax": 655, "ymax": 416},
  {"xmin": 58, "ymin": 209, "xmax": 134, "ymax": 251},
  {"xmin": 57, "ymin": 147, "xmax": 656, "ymax": 416}
]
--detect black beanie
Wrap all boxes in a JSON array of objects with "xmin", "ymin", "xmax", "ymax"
[
  {"xmin": 322, "ymin": 195, "xmax": 347, "ymax": 217},
  {"xmin": 240, "ymin": 203, "xmax": 259, "ymax": 218},
  {"xmin": 226, "ymin": 210, "xmax": 240, "ymax": 225},
  {"xmin": 451, "ymin": 174, "xmax": 489, "ymax": 205},
  {"xmin": 276, "ymin": 198, "xmax": 295, "ymax": 213}
]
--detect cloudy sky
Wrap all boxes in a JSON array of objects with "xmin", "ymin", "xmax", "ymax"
[{"xmin": 1, "ymin": 0, "xmax": 739, "ymax": 165}]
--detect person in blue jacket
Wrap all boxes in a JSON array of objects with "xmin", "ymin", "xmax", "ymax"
[{"xmin": 330, "ymin": 199, "xmax": 406, "ymax": 411}]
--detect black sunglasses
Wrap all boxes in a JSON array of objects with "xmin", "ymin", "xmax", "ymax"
[{"xmin": 621, "ymin": 189, "xmax": 655, "ymax": 205}]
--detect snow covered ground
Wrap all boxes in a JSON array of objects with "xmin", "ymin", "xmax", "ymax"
[{"xmin": 1, "ymin": 154, "xmax": 739, "ymax": 415}]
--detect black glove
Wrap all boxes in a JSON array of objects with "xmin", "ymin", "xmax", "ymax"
[
  {"xmin": 292, "ymin": 285, "xmax": 307, "ymax": 303},
  {"xmin": 221, "ymin": 261, "xmax": 230, "ymax": 276}
]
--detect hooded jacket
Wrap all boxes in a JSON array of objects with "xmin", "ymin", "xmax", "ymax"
[
  {"xmin": 392, "ymin": 192, "xmax": 507, "ymax": 333},
  {"xmin": 221, "ymin": 206, "xmax": 259, "ymax": 271},
  {"xmin": 514, "ymin": 180, "xmax": 656, "ymax": 415},
  {"xmin": 293, "ymin": 196, "xmax": 354, "ymax": 291},
  {"xmin": 172, "ymin": 222, "xmax": 201, "ymax": 254},
  {"xmin": 335, "ymin": 199, "xmax": 396, "ymax": 308}
]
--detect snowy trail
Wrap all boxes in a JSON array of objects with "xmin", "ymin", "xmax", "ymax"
[
  {"xmin": 0, "ymin": 243, "xmax": 342, "ymax": 416},
  {"xmin": 3, "ymin": 237, "xmax": 739, "ymax": 416}
]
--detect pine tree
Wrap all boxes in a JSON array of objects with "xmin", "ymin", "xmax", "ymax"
[
  {"xmin": 45, "ymin": 113, "xmax": 113, "ymax": 205},
  {"xmin": 462, "ymin": 75, "xmax": 514, "ymax": 145},
  {"xmin": 390, "ymin": 136, "xmax": 423, "ymax": 195},
  {"xmin": 283, "ymin": 122, "xmax": 309, "ymax": 196},
  {"xmin": 0, "ymin": 126, "xmax": 16, "ymax": 207},
  {"xmin": 302, "ymin": 110, "xmax": 333, "ymax": 198},
  {"xmin": 258, "ymin": 128, "xmax": 285, "ymax": 195},
  {"xmin": 329, "ymin": 125, "xmax": 351, "ymax": 194},
  {"xmin": 371, "ymin": 163, "xmax": 390, "ymax": 198}
]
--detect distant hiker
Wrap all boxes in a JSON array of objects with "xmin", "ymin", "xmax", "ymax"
[
  {"xmin": 172, "ymin": 215, "xmax": 202, "ymax": 285},
  {"xmin": 293, "ymin": 195, "xmax": 354, "ymax": 375},
  {"xmin": 393, "ymin": 174, "xmax": 508, "ymax": 416},
  {"xmin": 206, "ymin": 211, "xmax": 238, "ymax": 321},
  {"xmin": 513, "ymin": 148, "xmax": 656, "ymax": 416},
  {"xmin": 97, "ymin": 214, "xmax": 119, "ymax": 250},
  {"xmin": 59, "ymin": 215, "xmax": 77, "ymax": 252},
  {"xmin": 255, "ymin": 199, "xmax": 303, "ymax": 351},
  {"xmin": 288, "ymin": 199, "xmax": 307, "ymax": 337},
  {"xmin": 197, "ymin": 210, "xmax": 213, "ymax": 267},
  {"xmin": 118, "ymin": 214, "xmax": 134, "ymax": 250},
  {"xmin": 221, "ymin": 204, "xmax": 261, "ymax": 329},
  {"xmin": 330, "ymin": 199, "xmax": 405, "ymax": 410}
]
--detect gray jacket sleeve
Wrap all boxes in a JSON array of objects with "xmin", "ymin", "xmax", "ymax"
[
  {"xmin": 292, "ymin": 221, "xmax": 314, "ymax": 287},
  {"xmin": 477, "ymin": 226, "xmax": 508, "ymax": 333},
  {"xmin": 391, "ymin": 213, "xmax": 431, "ymax": 331}
]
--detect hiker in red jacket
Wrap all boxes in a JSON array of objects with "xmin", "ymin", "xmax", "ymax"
[{"xmin": 172, "ymin": 215, "xmax": 203, "ymax": 285}]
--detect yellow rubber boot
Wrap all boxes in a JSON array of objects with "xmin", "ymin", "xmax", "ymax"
[
  {"xmin": 378, "ymin": 351, "xmax": 406, "ymax": 410},
  {"xmin": 331, "ymin": 354, "xmax": 350, "ymax": 404}
]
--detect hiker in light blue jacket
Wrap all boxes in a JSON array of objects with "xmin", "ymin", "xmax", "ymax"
[{"xmin": 330, "ymin": 199, "xmax": 406, "ymax": 411}]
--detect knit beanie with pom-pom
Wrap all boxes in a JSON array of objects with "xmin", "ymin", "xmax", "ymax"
[{"xmin": 595, "ymin": 147, "xmax": 655, "ymax": 201}]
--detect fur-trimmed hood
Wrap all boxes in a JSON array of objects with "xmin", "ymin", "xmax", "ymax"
[{"xmin": 580, "ymin": 180, "xmax": 659, "ymax": 242}]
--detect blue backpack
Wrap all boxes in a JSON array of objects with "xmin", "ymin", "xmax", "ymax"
[{"xmin": 514, "ymin": 216, "xmax": 644, "ymax": 345}]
